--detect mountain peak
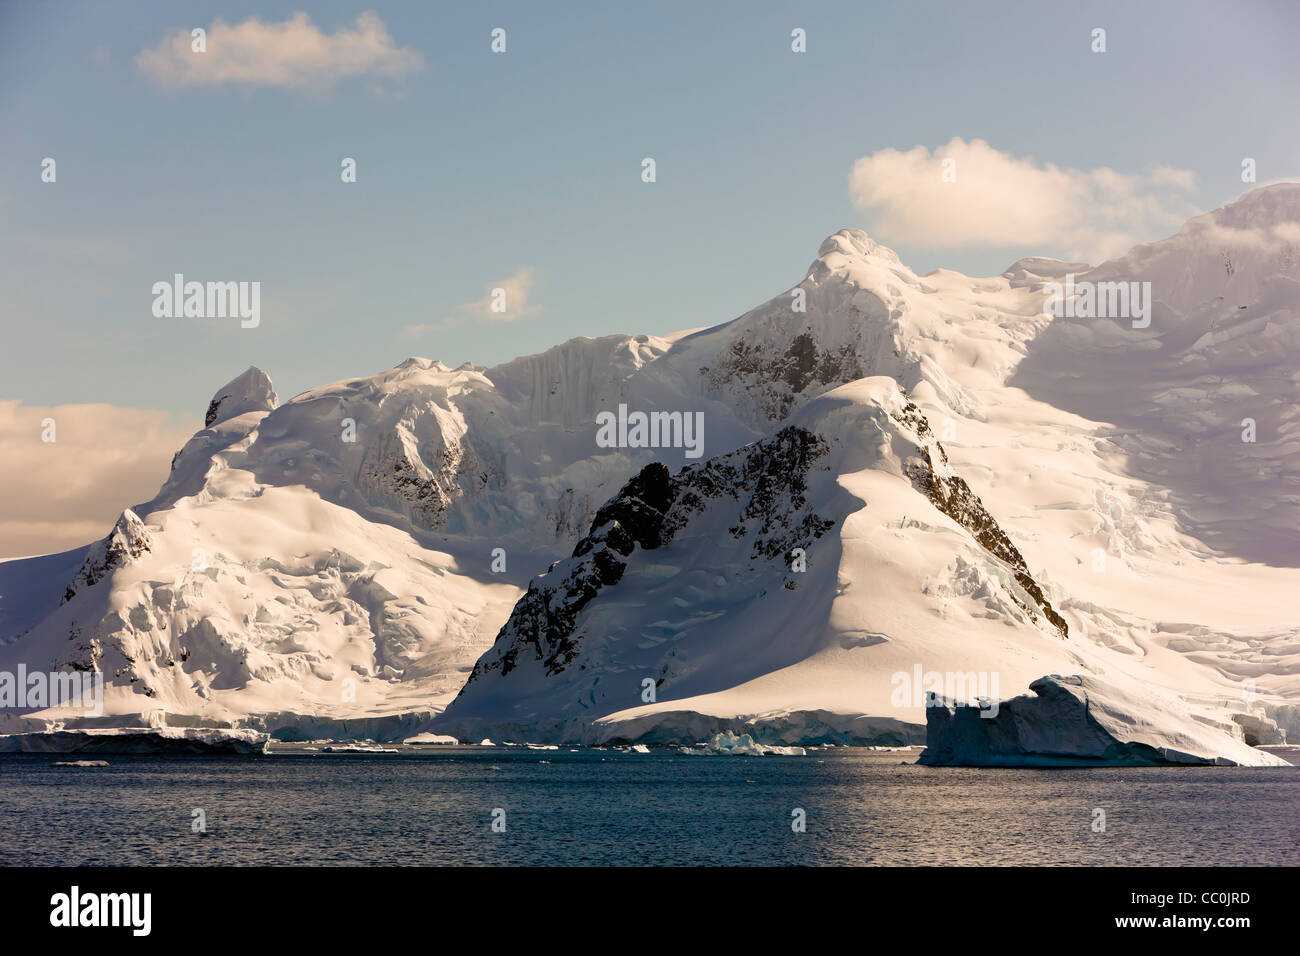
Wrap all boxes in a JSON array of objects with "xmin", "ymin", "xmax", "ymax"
[
  {"xmin": 204, "ymin": 366, "xmax": 278, "ymax": 428},
  {"xmin": 816, "ymin": 228, "xmax": 902, "ymax": 265}
]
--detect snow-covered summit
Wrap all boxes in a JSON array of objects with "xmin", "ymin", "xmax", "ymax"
[
  {"xmin": 204, "ymin": 366, "xmax": 278, "ymax": 428},
  {"xmin": 814, "ymin": 228, "xmax": 904, "ymax": 267}
]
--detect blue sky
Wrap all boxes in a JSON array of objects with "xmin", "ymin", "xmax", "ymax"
[{"xmin": 2, "ymin": 0, "xmax": 1298, "ymax": 420}]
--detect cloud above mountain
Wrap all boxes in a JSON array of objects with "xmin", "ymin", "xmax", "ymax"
[
  {"xmin": 848, "ymin": 137, "xmax": 1200, "ymax": 264},
  {"xmin": 0, "ymin": 402, "xmax": 196, "ymax": 559},
  {"xmin": 403, "ymin": 267, "xmax": 540, "ymax": 336},
  {"xmin": 136, "ymin": 11, "xmax": 423, "ymax": 93}
]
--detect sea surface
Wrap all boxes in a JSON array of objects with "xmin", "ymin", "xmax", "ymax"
[{"xmin": 1, "ymin": 747, "xmax": 1296, "ymax": 866}]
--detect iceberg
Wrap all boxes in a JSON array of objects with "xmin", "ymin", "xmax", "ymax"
[
  {"xmin": 402, "ymin": 732, "xmax": 458, "ymax": 745},
  {"xmin": 918, "ymin": 674, "xmax": 1287, "ymax": 767}
]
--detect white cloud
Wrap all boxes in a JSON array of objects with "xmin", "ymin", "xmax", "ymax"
[
  {"xmin": 1146, "ymin": 164, "xmax": 1198, "ymax": 191},
  {"xmin": 136, "ymin": 11, "xmax": 422, "ymax": 93},
  {"xmin": 1273, "ymin": 221, "xmax": 1300, "ymax": 243},
  {"xmin": 848, "ymin": 137, "xmax": 1200, "ymax": 263},
  {"xmin": 403, "ymin": 268, "xmax": 540, "ymax": 336},
  {"xmin": 464, "ymin": 268, "xmax": 539, "ymax": 321},
  {"xmin": 0, "ymin": 402, "xmax": 197, "ymax": 559},
  {"xmin": 1194, "ymin": 217, "xmax": 1300, "ymax": 250}
]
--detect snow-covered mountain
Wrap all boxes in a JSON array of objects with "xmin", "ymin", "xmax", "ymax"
[
  {"xmin": 2, "ymin": 184, "xmax": 1297, "ymax": 760},
  {"xmin": 439, "ymin": 380, "xmax": 1078, "ymax": 744}
]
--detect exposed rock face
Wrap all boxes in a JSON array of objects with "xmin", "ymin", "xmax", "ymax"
[
  {"xmin": 695, "ymin": 230, "xmax": 924, "ymax": 430},
  {"xmin": 204, "ymin": 366, "xmax": 278, "ymax": 428},
  {"xmin": 898, "ymin": 400, "xmax": 1067, "ymax": 637},
  {"xmin": 702, "ymin": 332, "xmax": 867, "ymax": 424},
  {"xmin": 455, "ymin": 425, "xmax": 836, "ymax": 689},
  {"xmin": 62, "ymin": 510, "xmax": 152, "ymax": 605},
  {"xmin": 356, "ymin": 422, "xmax": 501, "ymax": 531}
]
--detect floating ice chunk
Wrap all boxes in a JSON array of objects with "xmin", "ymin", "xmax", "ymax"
[
  {"xmin": 919, "ymin": 674, "xmax": 1288, "ymax": 767},
  {"xmin": 699, "ymin": 730, "xmax": 806, "ymax": 756},
  {"xmin": 402, "ymin": 733, "xmax": 458, "ymax": 745}
]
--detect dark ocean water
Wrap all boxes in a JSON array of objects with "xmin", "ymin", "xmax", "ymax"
[{"xmin": 1, "ymin": 748, "xmax": 1296, "ymax": 866}]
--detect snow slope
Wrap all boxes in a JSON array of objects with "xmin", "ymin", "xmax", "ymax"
[
  {"xmin": 2, "ymin": 185, "xmax": 1296, "ymax": 758},
  {"xmin": 1011, "ymin": 183, "xmax": 1300, "ymax": 566}
]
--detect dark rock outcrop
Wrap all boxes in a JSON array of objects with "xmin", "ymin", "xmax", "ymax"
[
  {"xmin": 900, "ymin": 400, "xmax": 1068, "ymax": 637},
  {"xmin": 61, "ymin": 510, "xmax": 152, "ymax": 605},
  {"xmin": 454, "ymin": 425, "xmax": 837, "ymax": 691},
  {"xmin": 204, "ymin": 366, "xmax": 278, "ymax": 428}
]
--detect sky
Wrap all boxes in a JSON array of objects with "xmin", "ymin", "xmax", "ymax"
[{"xmin": 1, "ymin": 0, "xmax": 1298, "ymax": 556}]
